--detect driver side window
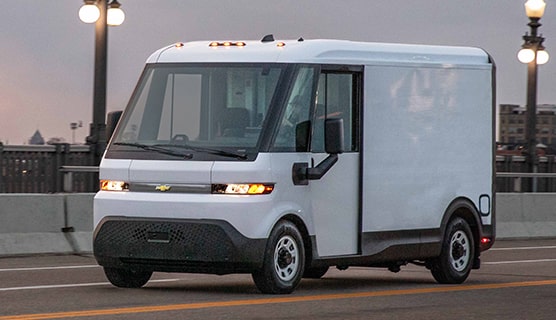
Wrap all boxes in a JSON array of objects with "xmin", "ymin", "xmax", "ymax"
[
  {"xmin": 312, "ymin": 71, "xmax": 360, "ymax": 153},
  {"xmin": 270, "ymin": 66, "xmax": 361, "ymax": 153}
]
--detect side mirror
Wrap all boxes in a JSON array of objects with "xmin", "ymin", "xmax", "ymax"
[
  {"xmin": 325, "ymin": 118, "xmax": 344, "ymax": 155},
  {"xmin": 106, "ymin": 111, "xmax": 123, "ymax": 141},
  {"xmin": 292, "ymin": 118, "xmax": 345, "ymax": 185}
]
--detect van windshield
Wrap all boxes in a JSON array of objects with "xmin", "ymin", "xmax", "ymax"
[{"xmin": 109, "ymin": 63, "xmax": 286, "ymax": 160}]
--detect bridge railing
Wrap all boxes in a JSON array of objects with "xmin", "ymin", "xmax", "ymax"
[
  {"xmin": 1, "ymin": 146, "xmax": 556, "ymax": 193},
  {"xmin": 496, "ymin": 155, "xmax": 556, "ymax": 192},
  {"xmin": 0, "ymin": 144, "xmax": 96, "ymax": 193}
]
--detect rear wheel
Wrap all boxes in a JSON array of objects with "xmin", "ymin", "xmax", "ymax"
[
  {"xmin": 252, "ymin": 220, "xmax": 305, "ymax": 294},
  {"xmin": 430, "ymin": 217, "xmax": 475, "ymax": 284},
  {"xmin": 104, "ymin": 267, "xmax": 152, "ymax": 288}
]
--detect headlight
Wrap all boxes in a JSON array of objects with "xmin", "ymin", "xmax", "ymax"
[
  {"xmin": 100, "ymin": 180, "xmax": 129, "ymax": 191},
  {"xmin": 212, "ymin": 183, "xmax": 274, "ymax": 195}
]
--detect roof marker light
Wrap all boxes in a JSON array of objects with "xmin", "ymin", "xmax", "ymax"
[
  {"xmin": 175, "ymin": 42, "xmax": 184, "ymax": 48},
  {"xmin": 208, "ymin": 41, "xmax": 247, "ymax": 47},
  {"xmin": 276, "ymin": 42, "xmax": 286, "ymax": 47}
]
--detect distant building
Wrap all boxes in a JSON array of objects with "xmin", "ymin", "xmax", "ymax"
[
  {"xmin": 28, "ymin": 130, "xmax": 45, "ymax": 145},
  {"xmin": 498, "ymin": 103, "xmax": 556, "ymax": 154}
]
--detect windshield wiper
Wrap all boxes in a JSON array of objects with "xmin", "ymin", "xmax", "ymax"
[
  {"xmin": 155, "ymin": 143, "xmax": 248, "ymax": 160},
  {"xmin": 114, "ymin": 142, "xmax": 193, "ymax": 159}
]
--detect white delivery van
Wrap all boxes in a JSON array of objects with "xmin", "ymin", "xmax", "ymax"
[{"xmin": 94, "ymin": 35, "xmax": 495, "ymax": 294}]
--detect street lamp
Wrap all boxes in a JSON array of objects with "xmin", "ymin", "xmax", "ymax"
[
  {"xmin": 78, "ymin": 0, "xmax": 125, "ymax": 165},
  {"xmin": 518, "ymin": 0, "xmax": 549, "ymax": 192},
  {"xmin": 78, "ymin": 0, "xmax": 100, "ymax": 23},
  {"xmin": 107, "ymin": 0, "xmax": 125, "ymax": 26}
]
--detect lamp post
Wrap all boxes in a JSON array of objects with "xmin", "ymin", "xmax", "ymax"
[
  {"xmin": 70, "ymin": 121, "xmax": 83, "ymax": 144},
  {"xmin": 79, "ymin": 0, "xmax": 125, "ymax": 164},
  {"xmin": 518, "ymin": 0, "xmax": 549, "ymax": 192}
]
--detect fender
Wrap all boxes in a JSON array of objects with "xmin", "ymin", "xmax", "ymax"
[{"xmin": 438, "ymin": 197, "xmax": 483, "ymax": 259}]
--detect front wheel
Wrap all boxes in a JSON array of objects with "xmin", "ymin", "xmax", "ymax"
[
  {"xmin": 252, "ymin": 220, "xmax": 305, "ymax": 294},
  {"xmin": 104, "ymin": 267, "xmax": 152, "ymax": 288},
  {"xmin": 429, "ymin": 217, "xmax": 475, "ymax": 284}
]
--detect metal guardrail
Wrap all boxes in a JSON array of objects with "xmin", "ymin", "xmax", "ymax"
[
  {"xmin": 50, "ymin": 168, "xmax": 556, "ymax": 193},
  {"xmin": 495, "ymin": 155, "xmax": 556, "ymax": 192},
  {"xmin": 496, "ymin": 172, "xmax": 556, "ymax": 192},
  {"xmin": 59, "ymin": 166, "xmax": 99, "ymax": 192},
  {"xmin": 496, "ymin": 172, "xmax": 556, "ymax": 178},
  {"xmin": 49, "ymin": 169, "xmax": 556, "ymax": 193}
]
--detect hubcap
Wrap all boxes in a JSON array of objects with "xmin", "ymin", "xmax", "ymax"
[
  {"xmin": 450, "ymin": 230, "xmax": 470, "ymax": 272},
  {"xmin": 273, "ymin": 235, "xmax": 299, "ymax": 282}
]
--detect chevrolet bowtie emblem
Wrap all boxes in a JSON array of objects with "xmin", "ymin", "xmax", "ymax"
[{"xmin": 155, "ymin": 185, "xmax": 172, "ymax": 192}]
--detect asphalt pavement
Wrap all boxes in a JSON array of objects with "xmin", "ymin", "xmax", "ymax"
[{"xmin": 1, "ymin": 239, "xmax": 555, "ymax": 319}]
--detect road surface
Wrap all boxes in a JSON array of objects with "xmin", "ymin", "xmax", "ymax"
[{"xmin": 1, "ymin": 239, "xmax": 555, "ymax": 319}]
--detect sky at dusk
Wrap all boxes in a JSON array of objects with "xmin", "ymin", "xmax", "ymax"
[{"xmin": 1, "ymin": 0, "xmax": 556, "ymax": 144}]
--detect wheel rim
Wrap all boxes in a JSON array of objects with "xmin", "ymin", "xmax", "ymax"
[
  {"xmin": 450, "ymin": 230, "xmax": 471, "ymax": 272},
  {"xmin": 273, "ymin": 235, "xmax": 299, "ymax": 282}
]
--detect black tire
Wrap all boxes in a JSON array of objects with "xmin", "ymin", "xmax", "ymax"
[
  {"xmin": 430, "ymin": 217, "xmax": 475, "ymax": 284},
  {"xmin": 252, "ymin": 220, "xmax": 305, "ymax": 294},
  {"xmin": 303, "ymin": 266, "xmax": 329, "ymax": 279},
  {"xmin": 104, "ymin": 267, "xmax": 152, "ymax": 288}
]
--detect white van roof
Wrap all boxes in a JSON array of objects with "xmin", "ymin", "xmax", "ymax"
[{"xmin": 147, "ymin": 38, "xmax": 490, "ymax": 67}]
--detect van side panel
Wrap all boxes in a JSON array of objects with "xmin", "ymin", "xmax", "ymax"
[{"xmin": 361, "ymin": 64, "xmax": 493, "ymax": 242}]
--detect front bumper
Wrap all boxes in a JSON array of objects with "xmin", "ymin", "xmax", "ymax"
[{"xmin": 93, "ymin": 216, "xmax": 266, "ymax": 275}]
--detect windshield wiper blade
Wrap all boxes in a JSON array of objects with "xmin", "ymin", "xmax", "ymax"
[
  {"xmin": 156, "ymin": 143, "xmax": 248, "ymax": 160},
  {"xmin": 114, "ymin": 142, "xmax": 193, "ymax": 159}
]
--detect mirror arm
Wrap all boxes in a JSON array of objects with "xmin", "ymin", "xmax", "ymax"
[
  {"xmin": 306, "ymin": 154, "xmax": 338, "ymax": 180},
  {"xmin": 292, "ymin": 154, "xmax": 338, "ymax": 185}
]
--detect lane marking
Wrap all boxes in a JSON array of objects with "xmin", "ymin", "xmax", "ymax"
[
  {"xmin": 0, "ymin": 265, "xmax": 99, "ymax": 272},
  {"xmin": 1, "ymin": 244, "xmax": 553, "ymax": 272},
  {"xmin": 1, "ymin": 257, "xmax": 554, "ymax": 291},
  {"xmin": 0, "ymin": 259, "xmax": 556, "ymax": 292},
  {"xmin": 491, "ymin": 245, "xmax": 556, "ymax": 251},
  {"xmin": 0, "ymin": 279, "xmax": 181, "ymax": 292},
  {"xmin": 484, "ymin": 258, "xmax": 556, "ymax": 265},
  {"xmin": 2, "ymin": 279, "xmax": 556, "ymax": 320},
  {"xmin": 1, "ymin": 256, "xmax": 553, "ymax": 291}
]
